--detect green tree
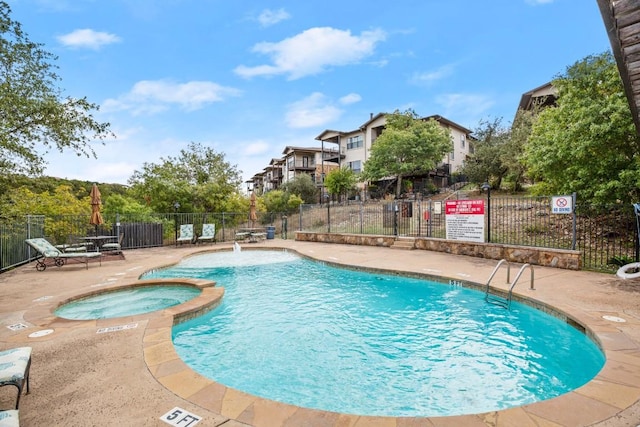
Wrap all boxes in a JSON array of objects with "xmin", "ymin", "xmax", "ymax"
[
  {"xmin": 127, "ymin": 142, "xmax": 243, "ymax": 212},
  {"xmin": 261, "ymin": 190, "xmax": 303, "ymax": 214},
  {"xmin": 361, "ymin": 109, "xmax": 452, "ymax": 197},
  {"xmin": 460, "ymin": 118, "xmax": 509, "ymax": 189},
  {"xmin": 262, "ymin": 190, "xmax": 288, "ymax": 213},
  {"xmin": 102, "ymin": 194, "xmax": 153, "ymax": 217},
  {"xmin": 286, "ymin": 193, "xmax": 304, "ymax": 211},
  {"xmin": 524, "ymin": 51, "xmax": 640, "ymax": 204},
  {"xmin": 281, "ymin": 173, "xmax": 318, "ymax": 204},
  {"xmin": 0, "ymin": 2, "xmax": 112, "ymax": 176},
  {"xmin": 0, "ymin": 185, "xmax": 91, "ymax": 242},
  {"xmin": 502, "ymin": 109, "xmax": 536, "ymax": 191},
  {"xmin": 324, "ymin": 166, "xmax": 357, "ymax": 202},
  {"xmin": 1, "ymin": 185, "xmax": 88, "ymax": 217}
]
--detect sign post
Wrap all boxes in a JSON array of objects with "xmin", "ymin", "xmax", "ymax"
[{"xmin": 551, "ymin": 194, "xmax": 577, "ymax": 249}]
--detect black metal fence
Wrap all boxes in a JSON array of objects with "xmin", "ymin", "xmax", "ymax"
[
  {"xmin": 295, "ymin": 195, "xmax": 639, "ymax": 272},
  {"xmin": 1, "ymin": 195, "xmax": 637, "ymax": 273},
  {"xmin": 0, "ymin": 211, "xmax": 288, "ymax": 272}
]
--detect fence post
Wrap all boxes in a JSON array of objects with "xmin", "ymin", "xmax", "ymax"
[
  {"xmin": 326, "ymin": 197, "xmax": 331, "ymax": 233},
  {"xmin": 281, "ymin": 215, "xmax": 288, "ymax": 239},
  {"xmin": 428, "ymin": 200, "xmax": 433, "ymax": 238},
  {"xmin": 417, "ymin": 199, "xmax": 422, "ymax": 237},
  {"xmin": 393, "ymin": 201, "xmax": 399, "ymax": 236},
  {"xmin": 360, "ymin": 202, "xmax": 364, "ymax": 234},
  {"xmin": 299, "ymin": 205, "xmax": 303, "ymax": 231},
  {"xmin": 221, "ymin": 213, "xmax": 226, "ymax": 241},
  {"xmin": 571, "ymin": 192, "xmax": 577, "ymax": 250}
]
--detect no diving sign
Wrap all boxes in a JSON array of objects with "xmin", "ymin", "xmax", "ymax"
[{"xmin": 551, "ymin": 195, "xmax": 573, "ymax": 214}]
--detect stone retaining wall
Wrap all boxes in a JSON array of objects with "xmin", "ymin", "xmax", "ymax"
[{"xmin": 295, "ymin": 231, "xmax": 581, "ymax": 270}]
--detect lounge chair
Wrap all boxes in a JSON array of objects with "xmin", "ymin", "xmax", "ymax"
[
  {"xmin": 55, "ymin": 235, "xmax": 90, "ymax": 253},
  {"xmin": 176, "ymin": 224, "xmax": 194, "ymax": 245},
  {"xmin": 197, "ymin": 223, "xmax": 216, "ymax": 244},
  {"xmin": 0, "ymin": 410, "xmax": 19, "ymax": 427},
  {"xmin": 25, "ymin": 238, "xmax": 102, "ymax": 271},
  {"xmin": 0, "ymin": 347, "xmax": 31, "ymax": 410}
]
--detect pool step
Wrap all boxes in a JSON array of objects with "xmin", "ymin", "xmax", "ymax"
[{"xmin": 390, "ymin": 237, "xmax": 415, "ymax": 250}]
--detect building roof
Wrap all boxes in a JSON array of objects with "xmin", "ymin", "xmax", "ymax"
[
  {"xmin": 517, "ymin": 82, "xmax": 558, "ymax": 112},
  {"xmin": 314, "ymin": 129, "xmax": 345, "ymax": 142},
  {"xmin": 425, "ymin": 115, "xmax": 472, "ymax": 134},
  {"xmin": 281, "ymin": 146, "xmax": 323, "ymax": 155},
  {"xmin": 598, "ymin": 0, "xmax": 640, "ymax": 135}
]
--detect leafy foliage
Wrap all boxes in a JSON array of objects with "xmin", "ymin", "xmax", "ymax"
[
  {"xmin": 461, "ymin": 113, "xmax": 535, "ymax": 192},
  {"xmin": 127, "ymin": 142, "xmax": 243, "ymax": 212},
  {"xmin": 102, "ymin": 194, "xmax": 153, "ymax": 217},
  {"xmin": 524, "ymin": 51, "xmax": 640, "ymax": 204},
  {"xmin": 262, "ymin": 189, "xmax": 303, "ymax": 214},
  {"xmin": 460, "ymin": 118, "xmax": 509, "ymax": 189},
  {"xmin": 1, "ymin": 185, "xmax": 89, "ymax": 217},
  {"xmin": 361, "ymin": 109, "xmax": 452, "ymax": 197},
  {"xmin": 281, "ymin": 173, "xmax": 318, "ymax": 204},
  {"xmin": 324, "ymin": 166, "xmax": 357, "ymax": 202},
  {"xmin": 0, "ymin": 2, "xmax": 113, "ymax": 176}
]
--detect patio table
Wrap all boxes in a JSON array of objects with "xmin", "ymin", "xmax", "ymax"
[{"xmin": 82, "ymin": 235, "xmax": 117, "ymax": 251}]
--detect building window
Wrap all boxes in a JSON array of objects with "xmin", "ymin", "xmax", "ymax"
[
  {"xmin": 460, "ymin": 134, "xmax": 465, "ymax": 148},
  {"xmin": 348, "ymin": 160, "xmax": 362, "ymax": 173},
  {"xmin": 346, "ymin": 135, "xmax": 364, "ymax": 150},
  {"xmin": 450, "ymin": 150, "xmax": 455, "ymax": 161}
]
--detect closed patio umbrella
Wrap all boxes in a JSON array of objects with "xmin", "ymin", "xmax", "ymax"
[
  {"xmin": 90, "ymin": 183, "xmax": 104, "ymax": 236},
  {"xmin": 249, "ymin": 191, "xmax": 258, "ymax": 226}
]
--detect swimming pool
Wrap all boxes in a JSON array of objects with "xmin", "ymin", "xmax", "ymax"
[{"xmin": 143, "ymin": 249, "xmax": 605, "ymax": 417}]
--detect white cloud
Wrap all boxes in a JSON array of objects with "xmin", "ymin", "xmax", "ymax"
[
  {"xmin": 339, "ymin": 93, "xmax": 362, "ymax": 105},
  {"xmin": 102, "ymin": 80, "xmax": 242, "ymax": 114},
  {"xmin": 285, "ymin": 92, "xmax": 343, "ymax": 128},
  {"xmin": 258, "ymin": 8, "xmax": 291, "ymax": 27},
  {"xmin": 57, "ymin": 29, "xmax": 121, "ymax": 50},
  {"xmin": 436, "ymin": 93, "xmax": 495, "ymax": 126},
  {"xmin": 525, "ymin": 0, "xmax": 555, "ymax": 4},
  {"xmin": 234, "ymin": 27, "xmax": 387, "ymax": 80},
  {"xmin": 410, "ymin": 64, "xmax": 455, "ymax": 86},
  {"xmin": 242, "ymin": 140, "xmax": 271, "ymax": 156}
]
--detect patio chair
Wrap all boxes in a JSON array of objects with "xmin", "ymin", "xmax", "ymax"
[
  {"xmin": 0, "ymin": 347, "xmax": 32, "ymax": 410},
  {"xmin": 197, "ymin": 223, "xmax": 216, "ymax": 244},
  {"xmin": 176, "ymin": 224, "xmax": 194, "ymax": 245},
  {"xmin": 101, "ymin": 233, "xmax": 124, "ymax": 255},
  {"xmin": 0, "ymin": 410, "xmax": 19, "ymax": 426},
  {"xmin": 25, "ymin": 238, "xmax": 102, "ymax": 271}
]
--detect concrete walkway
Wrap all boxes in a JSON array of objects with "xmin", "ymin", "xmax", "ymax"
[{"xmin": 0, "ymin": 239, "xmax": 639, "ymax": 426}]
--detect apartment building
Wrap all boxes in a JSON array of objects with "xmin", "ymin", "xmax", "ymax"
[
  {"xmin": 248, "ymin": 113, "xmax": 473, "ymax": 198},
  {"xmin": 316, "ymin": 113, "xmax": 473, "ymax": 196},
  {"xmin": 249, "ymin": 146, "xmax": 341, "ymax": 194}
]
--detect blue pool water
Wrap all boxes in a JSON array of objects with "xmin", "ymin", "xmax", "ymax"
[
  {"xmin": 54, "ymin": 285, "xmax": 201, "ymax": 320},
  {"xmin": 143, "ymin": 250, "xmax": 605, "ymax": 417}
]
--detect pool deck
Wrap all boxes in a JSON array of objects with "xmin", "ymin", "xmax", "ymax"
[{"xmin": 1, "ymin": 239, "xmax": 640, "ymax": 426}]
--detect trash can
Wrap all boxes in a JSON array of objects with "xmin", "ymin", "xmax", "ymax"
[{"xmin": 266, "ymin": 226, "xmax": 276, "ymax": 239}]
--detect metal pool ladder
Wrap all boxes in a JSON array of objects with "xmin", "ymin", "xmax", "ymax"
[{"xmin": 484, "ymin": 259, "xmax": 535, "ymax": 309}]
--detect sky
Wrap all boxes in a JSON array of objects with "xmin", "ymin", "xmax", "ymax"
[{"xmin": 9, "ymin": 0, "xmax": 612, "ymax": 186}]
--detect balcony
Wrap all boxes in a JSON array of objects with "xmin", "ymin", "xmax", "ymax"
[{"xmin": 288, "ymin": 162, "xmax": 315, "ymax": 171}]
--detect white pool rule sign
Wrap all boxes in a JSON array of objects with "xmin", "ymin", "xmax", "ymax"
[
  {"xmin": 445, "ymin": 200, "xmax": 486, "ymax": 243},
  {"xmin": 160, "ymin": 407, "xmax": 202, "ymax": 426},
  {"xmin": 551, "ymin": 195, "xmax": 573, "ymax": 214}
]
